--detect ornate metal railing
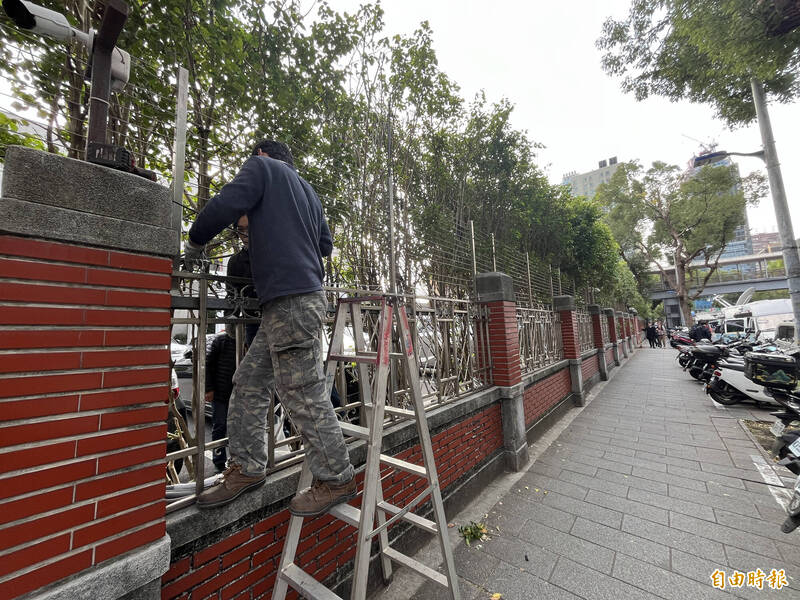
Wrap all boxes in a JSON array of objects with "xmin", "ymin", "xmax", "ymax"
[
  {"xmin": 576, "ymin": 309, "xmax": 594, "ymax": 354},
  {"xmin": 166, "ymin": 271, "xmax": 492, "ymax": 511},
  {"xmin": 599, "ymin": 313, "xmax": 610, "ymax": 345},
  {"xmin": 517, "ymin": 306, "xmax": 564, "ymax": 374}
]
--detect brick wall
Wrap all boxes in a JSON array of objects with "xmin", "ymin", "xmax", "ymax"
[
  {"xmin": 161, "ymin": 404, "xmax": 503, "ymax": 599},
  {"xmin": 581, "ymin": 353, "xmax": 599, "ymax": 381},
  {"xmin": 0, "ymin": 234, "xmax": 170, "ymax": 598},
  {"xmin": 605, "ymin": 347, "xmax": 614, "ymax": 367},
  {"xmin": 522, "ymin": 369, "xmax": 571, "ymax": 428},
  {"xmin": 484, "ymin": 301, "xmax": 520, "ymax": 387}
]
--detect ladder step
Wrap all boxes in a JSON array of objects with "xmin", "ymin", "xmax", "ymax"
[
  {"xmin": 382, "ymin": 547, "xmax": 449, "ymax": 588},
  {"xmin": 339, "ymin": 421, "xmax": 370, "ymax": 441},
  {"xmin": 365, "ymin": 404, "xmax": 416, "ymax": 420},
  {"xmin": 328, "ymin": 353, "xmax": 377, "ymax": 365},
  {"xmin": 380, "ymin": 454, "xmax": 428, "ymax": 477},
  {"xmin": 378, "ymin": 501, "xmax": 438, "ymax": 534},
  {"xmin": 329, "ymin": 501, "xmax": 361, "ymax": 527},
  {"xmin": 280, "ymin": 563, "xmax": 343, "ymax": 600}
]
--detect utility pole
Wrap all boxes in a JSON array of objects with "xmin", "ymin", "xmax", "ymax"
[
  {"xmin": 751, "ymin": 78, "xmax": 800, "ymax": 341},
  {"xmin": 387, "ymin": 108, "xmax": 396, "ymax": 295}
]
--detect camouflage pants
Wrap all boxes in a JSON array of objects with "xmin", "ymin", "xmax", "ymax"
[{"xmin": 227, "ymin": 290, "xmax": 354, "ymax": 483}]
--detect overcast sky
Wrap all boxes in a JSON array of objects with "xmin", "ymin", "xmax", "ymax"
[{"xmin": 332, "ymin": 0, "xmax": 800, "ymax": 235}]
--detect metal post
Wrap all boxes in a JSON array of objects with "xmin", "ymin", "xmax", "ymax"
[
  {"xmin": 172, "ymin": 66, "xmax": 189, "ymax": 245},
  {"xmin": 195, "ymin": 276, "xmax": 208, "ymax": 497},
  {"xmin": 751, "ymin": 78, "xmax": 800, "ymax": 341},
  {"xmin": 548, "ymin": 264, "xmax": 554, "ymax": 299},
  {"xmin": 387, "ymin": 110, "xmax": 396, "ymax": 294},
  {"xmin": 491, "ymin": 233, "xmax": 496, "ymax": 272},
  {"xmin": 469, "ymin": 220, "xmax": 477, "ymax": 276},
  {"xmin": 526, "ymin": 252, "xmax": 533, "ymax": 305},
  {"xmin": 557, "ymin": 266, "xmax": 562, "ymax": 296},
  {"xmin": 86, "ymin": 0, "xmax": 128, "ymax": 150}
]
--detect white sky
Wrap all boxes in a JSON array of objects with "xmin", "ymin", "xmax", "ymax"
[{"xmin": 331, "ymin": 0, "xmax": 800, "ymax": 235}]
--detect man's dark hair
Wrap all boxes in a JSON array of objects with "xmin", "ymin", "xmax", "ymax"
[{"xmin": 252, "ymin": 139, "xmax": 294, "ymax": 167}]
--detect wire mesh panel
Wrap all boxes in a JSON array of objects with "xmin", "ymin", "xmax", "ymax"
[
  {"xmin": 576, "ymin": 309, "xmax": 594, "ymax": 354},
  {"xmin": 517, "ymin": 307, "xmax": 564, "ymax": 374}
]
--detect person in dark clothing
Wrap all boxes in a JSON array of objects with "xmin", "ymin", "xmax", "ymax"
[
  {"xmin": 226, "ymin": 215, "xmax": 260, "ymax": 346},
  {"xmin": 185, "ymin": 139, "xmax": 355, "ymax": 514},
  {"xmin": 645, "ymin": 323, "xmax": 657, "ymax": 348},
  {"xmin": 205, "ymin": 324, "xmax": 238, "ymax": 472}
]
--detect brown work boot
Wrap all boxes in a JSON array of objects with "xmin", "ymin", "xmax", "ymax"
[
  {"xmin": 196, "ymin": 463, "xmax": 265, "ymax": 509},
  {"xmin": 289, "ymin": 477, "xmax": 357, "ymax": 516}
]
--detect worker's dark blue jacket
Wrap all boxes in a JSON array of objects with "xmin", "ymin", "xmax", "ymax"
[{"xmin": 188, "ymin": 156, "xmax": 332, "ymax": 304}]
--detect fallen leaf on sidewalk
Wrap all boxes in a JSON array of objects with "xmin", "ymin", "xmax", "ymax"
[
  {"xmin": 447, "ymin": 523, "xmax": 455, "ymax": 528},
  {"xmin": 490, "ymin": 593, "xmax": 502, "ymax": 599}
]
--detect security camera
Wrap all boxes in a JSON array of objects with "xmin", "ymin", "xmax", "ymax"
[{"xmin": 2, "ymin": 0, "xmax": 129, "ymax": 91}]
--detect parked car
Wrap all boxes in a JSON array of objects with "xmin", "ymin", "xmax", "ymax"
[{"xmin": 173, "ymin": 334, "xmax": 216, "ymax": 379}]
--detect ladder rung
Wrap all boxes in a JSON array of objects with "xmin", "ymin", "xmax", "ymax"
[
  {"xmin": 378, "ymin": 501, "xmax": 438, "ymax": 534},
  {"xmin": 339, "ymin": 421, "xmax": 370, "ymax": 441},
  {"xmin": 364, "ymin": 404, "xmax": 416, "ymax": 420},
  {"xmin": 329, "ymin": 501, "xmax": 360, "ymax": 527},
  {"xmin": 280, "ymin": 563, "xmax": 343, "ymax": 600},
  {"xmin": 380, "ymin": 454, "xmax": 427, "ymax": 477},
  {"xmin": 327, "ymin": 353, "xmax": 377, "ymax": 365},
  {"xmin": 382, "ymin": 547, "xmax": 449, "ymax": 587}
]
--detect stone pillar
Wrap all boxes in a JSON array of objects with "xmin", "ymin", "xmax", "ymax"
[
  {"xmin": 0, "ymin": 147, "xmax": 178, "ymax": 599},
  {"xmin": 475, "ymin": 272, "xmax": 528, "ymax": 471},
  {"xmin": 554, "ymin": 295, "xmax": 584, "ymax": 406},
  {"xmin": 604, "ymin": 308, "xmax": 620, "ymax": 366},
  {"xmin": 616, "ymin": 311, "xmax": 629, "ymax": 359},
  {"xmin": 588, "ymin": 305, "xmax": 608, "ymax": 381}
]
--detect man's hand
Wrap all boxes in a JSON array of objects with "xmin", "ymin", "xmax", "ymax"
[
  {"xmin": 182, "ymin": 239, "xmax": 206, "ymax": 271},
  {"xmin": 205, "ymin": 391, "xmax": 214, "ymax": 403}
]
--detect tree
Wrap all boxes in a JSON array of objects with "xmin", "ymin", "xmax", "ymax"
[
  {"xmin": 595, "ymin": 161, "xmax": 764, "ymax": 324},
  {"xmin": 596, "ymin": 0, "xmax": 800, "ymax": 125}
]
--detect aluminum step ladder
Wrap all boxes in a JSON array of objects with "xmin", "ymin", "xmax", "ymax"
[{"xmin": 272, "ymin": 295, "xmax": 460, "ymax": 600}]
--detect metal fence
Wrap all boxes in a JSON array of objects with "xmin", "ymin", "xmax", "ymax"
[
  {"xmin": 517, "ymin": 306, "xmax": 564, "ymax": 374},
  {"xmin": 600, "ymin": 312, "xmax": 610, "ymax": 345},
  {"xmin": 166, "ymin": 270, "xmax": 492, "ymax": 511},
  {"xmin": 576, "ymin": 309, "xmax": 594, "ymax": 354}
]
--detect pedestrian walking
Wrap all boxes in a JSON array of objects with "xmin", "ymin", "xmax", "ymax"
[
  {"xmin": 656, "ymin": 321, "xmax": 666, "ymax": 348},
  {"xmin": 645, "ymin": 322, "xmax": 657, "ymax": 348},
  {"xmin": 184, "ymin": 139, "xmax": 355, "ymax": 515}
]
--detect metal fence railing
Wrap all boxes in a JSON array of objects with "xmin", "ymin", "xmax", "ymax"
[
  {"xmin": 576, "ymin": 309, "xmax": 594, "ymax": 354},
  {"xmin": 166, "ymin": 270, "xmax": 493, "ymax": 512},
  {"xmin": 517, "ymin": 306, "xmax": 564, "ymax": 375},
  {"xmin": 600, "ymin": 312, "xmax": 610, "ymax": 345}
]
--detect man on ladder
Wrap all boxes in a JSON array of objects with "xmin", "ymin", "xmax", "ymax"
[{"xmin": 183, "ymin": 139, "xmax": 356, "ymax": 514}]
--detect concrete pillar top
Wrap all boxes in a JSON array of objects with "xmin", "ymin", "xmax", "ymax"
[
  {"xmin": 587, "ymin": 304, "xmax": 601, "ymax": 315},
  {"xmin": 602, "ymin": 308, "xmax": 615, "ymax": 317},
  {"xmin": 553, "ymin": 295, "xmax": 576, "ymax": 312},
  {"xmin": 475, "ymin": 272, "xmax": 515, "ymax": 303}
]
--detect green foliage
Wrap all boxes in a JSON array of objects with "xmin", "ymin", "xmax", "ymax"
[
  {"xmin": 0, "ymin": 113, "xmax": 44, "ymax": 158},
  {"xmin": 458, "ymin": 521, "xmax": 488, "ymax": 546},
  {"xmin": 596, "ymin": 0, "xmax": 800, "ymax": 125}
]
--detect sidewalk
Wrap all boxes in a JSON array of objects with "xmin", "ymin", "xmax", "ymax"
[{"xmin": 372, "ymin": 347, "xmax": 800, "ymax": 600}]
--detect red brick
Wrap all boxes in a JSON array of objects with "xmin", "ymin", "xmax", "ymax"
[
  {"xmin": 0, "ymin": 235, "xmax": 109, "ymax": 265},
  {"xmin": 84, "ymin": 308, "xmax": 170, "ymax": 327},
  {"xmin": 75, "ymin": 464, "xmax": 163, "ymax": 501},
  {"xmin": 0, "ymin": 371, "xmax": 102, "ymax": 399},
  {"xmin": 222, "ymin": 533, "xmax": 272, "ymax": 569},
  {"xmin": 106, "ymin": 289, "xmax": 171, "ymax": 308},
  {"xmin": 0, "ymin": 329, "xmax": 105, "ymax": 350},
  {"xmin": 86, "ymin": 268, "xmax": 170, "ymax": 290},
  {"xmin": 0, "ymin": 504, "xmax": 94, "ymax": 551},
  {"xmin": 97, "ymin": 482, "xmax": 165, "ymax": 518},
  {"xmin": 80, "ymin": 385, "xmax": 168, "ymax": 410},
  {"xmin": 107, "ymin": 251, "xmax": 172, "ymax": 274},
  {"xmin": 0, "ymin": 415, "xmax": 98, "ymax": 448},
  {"xmin": 0, "ymin": 282, "xmax": 106, "ymax": 306},
  {"xmin": 3, "ymin": 394, "xmax": 80, "ymax": 420},
  {"xmin": 254, "ymin": 511, "xmax": 289, "ymax": 536},
  {"xmin": 252, "ymin": 540, "xmax": 283, "ymax": 566},
  {"xmin": 0, "ymin": 306, "xmax": 86, "ymax": 326},
  {"xmin": 97, "ymin": 442, "xmax": 166, "ymax": 474},
  {"xmin": 195, "ymin": 529, "xmax": 252, "ymax": 566},
  {"xmin": 192, "ymin": 560, "xmax": 250, "ymax": 600},
  {"xmin": 73, "ymin": 501, "xmax": 164, "ymax": 548},
  {"xmin": 161, "ymin": 561, "xmax": 220, "ymax": 599},
  {"xmin": 95, "ymin": 521, "xmax": 166, "ymax": 564},
  {"xmin": 104, "ymin": 329, "xmax": 170, "ymax": 347},
  {"xmin": 0, "ymin": 257, "xmax": 86, "ymax": 284},
  {"xmin": 0, "ymin": 351, "xmax": 83, "ymax": 374},
  {"xmin": 83, "ymin": 348, "xmax": 169, "ymax": 369},
  {"xmin": 100, "ymin": 405, "xmax": 168, "ymax": 430},
  {"xmin": 2, "ymin": 549, "xmax": 92, "ymax": 599},
  {"xmin": 102, "ymin": 367, "xmax": 169, "ymax": 389},
  {"xmin": 250, "ymin": 568, "xmax": 278, "ymax": 600},
  {"xmin": 222, "ymin": 561, "xmax": 271, "ymax": 600},
  {"xmin": 0, "ymin": 441, "xmax": 75, "ymax": 474},
  {"xmin": 77, "ymin": 424, "xmax": 164, "ymax": 457},
  {"xmin": 0, "ymin": 486, "xmax": 73, "ymax": 526},
  {"xmin": 0, "ymin": 533, "xmax": 71, "ymax": 578},
  {"xmin": 163, "ymin": 556, "xmax": 191, "ymax": 584}
]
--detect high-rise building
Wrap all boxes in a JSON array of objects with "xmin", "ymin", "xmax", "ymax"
[{"xmin": 562, "ymin": 156, "xmax": 620, "ymax": 199}]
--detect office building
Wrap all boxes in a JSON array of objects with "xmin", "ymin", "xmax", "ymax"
[{"xmin": 562, "ymin": 156, "xmax": 620, "ymax": 199}]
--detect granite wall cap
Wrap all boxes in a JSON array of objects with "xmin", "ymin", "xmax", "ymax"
[
  {"xmin": 553, "ymin": 295, "xmax": 576, "ymax": 312},
  {"xmin": 475, "ymin": 271, "xmax": 515, "ymax": 303},
  {"xmin": 587, "ymin": 304, "xmax": 601, "ymax": 315},
  {"xmin": 602, "ymin": 308, "xmax": 615, "ymax": 317}
]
